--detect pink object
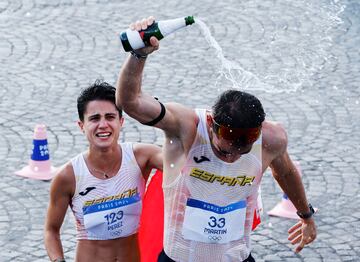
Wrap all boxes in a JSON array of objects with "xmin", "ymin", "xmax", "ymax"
[
  {"xmin": 267, "ymin": 161, "xmax": 317, "ymax": 219},
  {"xmin": 15, "ymin": 124, "xmax": 57, "ymax": 180},
  {"xmin": 267, "ymin": 193, "xmax": 300, "ymax": 219}
]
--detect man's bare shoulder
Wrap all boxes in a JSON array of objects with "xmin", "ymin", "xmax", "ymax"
[
  {"xmin": 262, "ymin": 120, "xmax": 288, "ymax": 154},
  {"xmin": 165, "ymin": 102, "xmax": 198, "ymax": 124},
  {"xmin": 163, "ymin": 102, "xmax": 199, "ymax": 140}
]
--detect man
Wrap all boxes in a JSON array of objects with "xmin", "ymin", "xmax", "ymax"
[
  {"xmin": 44, "ymin": 80, "xmax": 162, "ymax": 262},
  {"xmin": 116, "ymin": 17, "xmax": 316, "ymax": 262}
]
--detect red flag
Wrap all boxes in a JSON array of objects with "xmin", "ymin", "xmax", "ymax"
[
  {"xmin": 252, "ymin": 207, "xmax": 261, "ymax": 230},
  {"xmin": 252, "ymin": 189, "xmax": 263, "ymax": 230},
  {"xmin": 139, "ymin": 170, "xmax": 164, "ymax": 262}
]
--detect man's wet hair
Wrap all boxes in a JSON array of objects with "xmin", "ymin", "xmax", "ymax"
[
  {"xmin": 212, "ymin": 90, "xmax": 265, "ymax": 128},
  {"xmin": 77, "ymin": 80, "xmax": 122, "ymax": 121}
]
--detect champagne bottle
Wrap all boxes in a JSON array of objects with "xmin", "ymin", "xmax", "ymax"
[{"xmin": 120, "ymin": 16, "xmax": 195, "ymax": 52}]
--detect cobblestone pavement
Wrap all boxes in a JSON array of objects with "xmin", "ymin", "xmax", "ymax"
[{"xmin": 0, "ymin": 0, "xmax": 359, "ymax": 261}]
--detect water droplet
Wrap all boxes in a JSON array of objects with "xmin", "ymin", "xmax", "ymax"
[
  {"xmin": 268, "ymin": 222, "xmax": 273, "ymax": 228},
  {"xmin": 169, "ymin": 140, "xmax": 173, "ymax": 144},
  {"xmin": 170, "ymin": 163, "xmax": 175, "ymax": 168},
  {"xmin": 356, "ymin": 100, "xmax": 359, "ymax": 105},
  {"xmin": 25, "ymin": 12, "xmax": 31, "ymax": 17},
  {"xmin": 50, "ymin": 65, "xmax": 55, "ymax": 70}
]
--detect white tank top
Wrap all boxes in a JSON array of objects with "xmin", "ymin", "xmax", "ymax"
[
  {"xmin": 70, "ymin": 142, "xmax": 145, "ymax": 240},
  {"xmin": 163, "ymin": 109, "xmax": 263, "ymax": 261}
]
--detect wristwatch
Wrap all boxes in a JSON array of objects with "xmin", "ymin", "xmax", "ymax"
[{"xmin": 296, "ymin": 203, "xmax": 315, "ymax": 219}]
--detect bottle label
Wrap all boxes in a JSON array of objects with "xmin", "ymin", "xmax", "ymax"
[{"xmin": 140, "ymin": 22, "xmax": 164, "ymax": 46}]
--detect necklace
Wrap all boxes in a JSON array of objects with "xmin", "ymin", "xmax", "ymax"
[
  {"xmin": 91, "ymin": 167, "xmax": 113, "ymax": 179},
  {"xmin": 86, "ymin": 154, "xmax": 121, "ymax": 179}
]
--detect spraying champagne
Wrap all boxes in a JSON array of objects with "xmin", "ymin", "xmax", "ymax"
[{"xmin": 120, "ymin": 16, "xmax": 195, "ymax": 52}]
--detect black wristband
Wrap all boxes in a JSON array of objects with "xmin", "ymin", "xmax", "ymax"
[
  {"xmin": 52, "ymin": 258, "xmax": 66, "ymax": 262},
  {"xmin": 296, "ymin": 203, "xmax": 315, "ymax": 219},
  {"xmin": 130, "ymin": 50, "xmax": 147, "ymax": 59}
]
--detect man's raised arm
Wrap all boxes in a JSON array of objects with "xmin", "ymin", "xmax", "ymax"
[
  {"xmin": 115, "ymin": 28, "xmax": 163, "ymax": 126},
  {"xmin": 116, "ymin": 17, "xmax": 197, "ymax": 138}
]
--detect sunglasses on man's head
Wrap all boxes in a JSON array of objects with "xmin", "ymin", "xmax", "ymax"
[{"xmin": 211, "ymin": 116, "xmax": 261, "ymax": 145}]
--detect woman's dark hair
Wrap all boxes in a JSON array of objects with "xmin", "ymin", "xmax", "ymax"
[{"xmin": 77, "ymin": 80, "xmax": 122, "ymax": 121}]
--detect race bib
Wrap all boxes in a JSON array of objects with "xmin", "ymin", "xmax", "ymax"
[
  {"xmin": 182, "ymin": 198, "xmax": 247, "ymax": 244},
  {"xmin": 83, "ymin": 194, "xmax": 141, "ymax": 239}
]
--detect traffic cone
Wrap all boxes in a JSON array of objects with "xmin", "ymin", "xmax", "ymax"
[
  {"xmin": 15, "ymin": 124, "xmax": 57, "ymax": 180},
  {"xmin": 267, "ymin": 192, "xmax": 299, "ymax": 219},
  {"xmin": 267, "ymin": 162, "xmax": 317, "ymax": 219}
]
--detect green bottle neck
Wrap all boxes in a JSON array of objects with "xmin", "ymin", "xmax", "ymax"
[{"xmin": 185, "ymin": 16, "xmax": 195, "ymax": 26}]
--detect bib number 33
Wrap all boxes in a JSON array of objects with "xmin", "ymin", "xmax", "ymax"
[
  {"xmin": 182, "ymin": 198, "xmax": 247, "ymax": 244},
  {"xmin": 208, "ymin": 216, "xmax": 225, "ymax": 228}
]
